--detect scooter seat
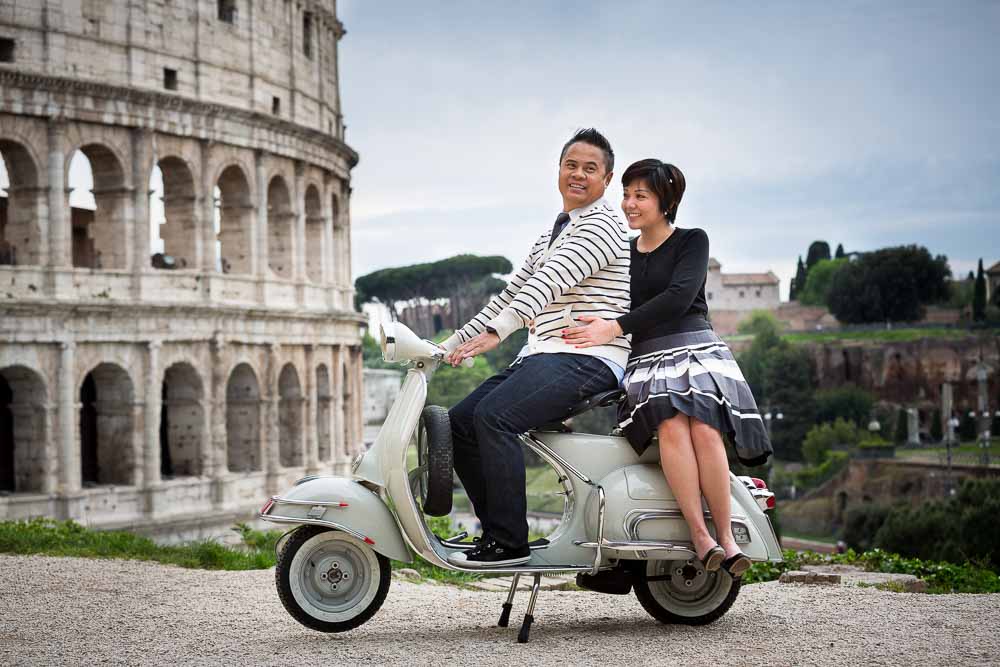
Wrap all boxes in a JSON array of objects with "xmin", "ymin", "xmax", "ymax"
[{"xmin": 537, "ymin": 389, "xmax": 625, "ymax": 432}]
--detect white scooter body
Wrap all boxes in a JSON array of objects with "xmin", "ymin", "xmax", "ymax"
[{"xmin": 260, "ymin": 322, "xmax": 782, "ymax": 638}]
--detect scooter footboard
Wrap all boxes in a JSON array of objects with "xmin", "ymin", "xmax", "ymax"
[{"xmin": 259, "ymin": 476, "xmax": 412, "ymax": 563}]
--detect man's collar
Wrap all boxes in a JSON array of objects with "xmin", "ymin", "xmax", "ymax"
[{"xmin": 565, "ymin": 196, "xmax": 611, "ymax": 221}]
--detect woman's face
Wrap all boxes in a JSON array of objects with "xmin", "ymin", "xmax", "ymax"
[{"xmin": 621, "ymin": 179, "xmax": 667, "ymax": 231}]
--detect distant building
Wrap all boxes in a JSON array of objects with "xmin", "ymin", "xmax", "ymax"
[
  {"xmin": 987, "ymin": 260, "xmax": 1000, "ymax": 303},
  {"xmin": 705, "ymin": 258, "xmax": 781, "ymax": 311}
]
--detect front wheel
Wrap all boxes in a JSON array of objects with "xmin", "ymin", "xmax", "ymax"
[
  {"xmin": 632, "ymin": 558, "xmax": 741, "ymax": 625},
  {"xmin": 275, "ymin": 526, "xmax": 391, "ymax": 632}
]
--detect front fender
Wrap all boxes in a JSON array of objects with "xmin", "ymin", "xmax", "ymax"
[{"xmin": 260, "ymin": 476, "xmax": 412, "ymax": 563}]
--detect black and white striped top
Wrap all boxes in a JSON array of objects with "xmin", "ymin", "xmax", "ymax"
[{"xmin": 443, "ymin": 198, "xmax": 632, "ymax": 368}]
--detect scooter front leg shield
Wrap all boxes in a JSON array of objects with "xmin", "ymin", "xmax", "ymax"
[{"xmin": 260, "ymin": 477, "xmax": 412, "ymax": 563}]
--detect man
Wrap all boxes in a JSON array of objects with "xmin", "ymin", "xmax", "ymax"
[{"xmin": 441, "ymin": 128, "xmax": 631, "ymax": 567}]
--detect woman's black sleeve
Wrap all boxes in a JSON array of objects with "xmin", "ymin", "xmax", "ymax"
[{"xmin": 616, "ymin": 229, "xmax": 709, "ymax": 336}]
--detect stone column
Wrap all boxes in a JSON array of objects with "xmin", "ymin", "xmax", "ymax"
[
  {"xmin": 304, "ymin": 345, "xmax": 319, "ymax": 473},
  {"xmin": 58, "ymin": 341, "xmax": 79, "ymax": 495},
  {"xmin": 294, "ymin": 162, "xmax": 307, "ymax": 283},
  {"xmin": 131, "ymin": 129, "xmax": 152, "ymax": 282},
  {"xmin": 255, "ymin": 150, "xmax": 268, "ymax": 281},
  {"xmin": 144, "ymin": 341, "xmax": 162, "ymax": 491},
  {"xmin": 199, "ymin": 140, "xmax": 216, "ymax": 274},
  {"xmin": 265, "ymin": 343, "xmax": 281, "ymax": 493},
  {"xmin": 210, "ymin": 336, "xmax": 227, "ymax": 508},
  {"xmin": 321, "ymin": 174, "xmax": 334, "ymax": 286},
  {"xmin": 352, "ymin": 345, "xmax": 363, "ymax": 455},
  {"xmin": 332, "ymin": 345, "xmax": 345, "ymax": 469},
  {"xmin": 46, "ymin": 120, "xmax": 69, "ymax": 269}
]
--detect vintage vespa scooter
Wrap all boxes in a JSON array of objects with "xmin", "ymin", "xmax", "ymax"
[{"xmin": 259, "ymin": 322, "xmax": 782, "ymax": 642}]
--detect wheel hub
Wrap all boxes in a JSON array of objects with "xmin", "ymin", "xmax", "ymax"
[
  {"xmin": 315, "ymin": 557, "xmax": 354, "ymax": 592},
  {"xmin": 669, "ymin": 559, "xmax": 709, "ymax": 593}
]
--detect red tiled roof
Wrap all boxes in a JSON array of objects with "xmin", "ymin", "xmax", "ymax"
[{"xmin": 721, "ymin": 271, "xmax": 779, "ymax": 286}]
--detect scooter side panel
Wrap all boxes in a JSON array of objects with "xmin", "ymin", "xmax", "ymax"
[
  {"xmin": 262, "ymin": 477, "xmax": 412, "ymax": 562},
  {"xmin": 587, "ymin": 465, "xmax": 782, "ymax": 562}
]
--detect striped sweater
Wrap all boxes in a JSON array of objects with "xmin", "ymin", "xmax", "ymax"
[{"xmin": 442, "ymin": 197, "xmax": 632, "ymax": 368}]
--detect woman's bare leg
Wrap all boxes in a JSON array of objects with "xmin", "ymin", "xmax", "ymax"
[
  {"xmin": 658, "ymin": 415, "xmax": 717, "ymax": 558},
  {"xmin": 689, "ymin": 417, "xmax": 740, "ymax": 558}
]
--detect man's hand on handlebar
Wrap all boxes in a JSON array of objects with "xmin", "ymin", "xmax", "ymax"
[{"xmin": 447, "ymin": 331, "xmax": 500, "ymax": 366}]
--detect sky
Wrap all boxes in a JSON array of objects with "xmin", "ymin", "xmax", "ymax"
[
  {"xmin": 2, "ymin": 2, "xmax": 996, "ymax": 294},
  {"xmin": 336, "ymin": 0, "xmax": 1000, "ymax": 295}
]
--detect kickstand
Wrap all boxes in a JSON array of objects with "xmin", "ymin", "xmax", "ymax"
[
  {"xmin": 517, "ymin": 573, "xmax": 542, "ymax": 643},
  {"xmin": 498, "ymin": 573, "xmax": 520, "ymax": 627}
]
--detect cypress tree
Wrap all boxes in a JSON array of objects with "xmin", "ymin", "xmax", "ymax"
[
  {"xmin": 835, "ymin": 243, "xmax": 846, "ymax": 259},
  {"xmin": 973, "ymin": 258, "xmax": 987, "ymax": 321},
  {"xmin": 792, "ymin": 256, "xmax": 806, "ymax": 301}
]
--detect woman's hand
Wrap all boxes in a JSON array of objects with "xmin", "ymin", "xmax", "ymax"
[
  {"xmin": 446, "ymin": 331, "xmax": 499, "ymax": 366},
  {"xmin": 561, "ymin": 316, "xmax": 622, "ymax": 348}
]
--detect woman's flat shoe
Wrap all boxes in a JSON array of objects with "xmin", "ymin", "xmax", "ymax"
[
  {"xmin": 697, "ymin": 545, "xmax": 725, "ymax": 571},
  {"xmin": 722, "ymin": 553, "xmax": 752, "ymax": 578}
]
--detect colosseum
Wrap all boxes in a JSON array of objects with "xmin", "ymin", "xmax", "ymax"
[{"xmin": 0, "ymin": 0, "xmax": 365, "ymax": 539}]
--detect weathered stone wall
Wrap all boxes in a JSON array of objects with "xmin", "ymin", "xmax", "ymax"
[{"xmin": 0, "ymin": 0, "xmax": 365, "ymax": 537}]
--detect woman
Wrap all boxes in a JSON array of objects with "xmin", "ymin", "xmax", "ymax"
[{"xmin": 562, "ymin": 159, "xmax": 772, "ymax": 577}]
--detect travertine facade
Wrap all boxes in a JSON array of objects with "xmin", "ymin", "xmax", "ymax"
[
  {"xmin": 705, "ymin": 257, "xmax": 781, "ymax": 311},
  {"xmin": 0, "ymin": 0, "xmax": 365, "ymax": 538}
]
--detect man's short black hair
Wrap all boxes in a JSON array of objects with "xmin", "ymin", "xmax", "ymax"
[{"xmin": 559, "ymin": 128, "xmax": 614, "ymax": 174}]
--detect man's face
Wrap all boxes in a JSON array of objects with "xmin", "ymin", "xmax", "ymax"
[{"xmin": 558, "ymin": 142, "xmax": 613, "ymax": 212}]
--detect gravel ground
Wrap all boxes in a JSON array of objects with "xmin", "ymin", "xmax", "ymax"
[{"xmin": 1, "ymin": 554, "xmax": 998, "ymax": 666}]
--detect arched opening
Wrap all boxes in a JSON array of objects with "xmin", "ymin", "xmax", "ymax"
[
  {"xmin": 316, "ymin": 364, "xmax": 331, "ymax": 462},
  {"xmin": 216, "ymin": 165, "xmax": 253, "ymax": 275},
  {"xmin": 304, "ymin": 185, "xmax": 323, "ymax": 282},
  {"xmin": 70, "ymin": 146, "xmax": 127, "ymax": 269},
  {"xmin": 79, "ymin": 363, "xmax": 135, "ymax": 486},
  {"xmin": 160, "ymin": 363, "xmax": 204, "ymax": 478},
  {"xmin": 0, "ymin": 366, "xmax": 47, "ymax": 493},
  {"xmin": 0, "ymin": 140, "xmax": 42, "ymax": 266},
  {"xmin": 150, "ymin": 157, "xmax": 197, "ymax": 270},
  {"xmin": 267, "ymin": 176, "xmax": 293, "ymax": 278},
  {"xmin": 225, "ymin": 363, "xmax": 261, "ymax": 472},
  {"xmin": 278, "ymin": 363, "xmax": 304, "ymax": 467}
]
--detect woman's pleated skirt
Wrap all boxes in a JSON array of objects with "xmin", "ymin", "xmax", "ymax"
[{"xmin": 617, "ymin": 329, "xmax": 772, "ymax": 466}]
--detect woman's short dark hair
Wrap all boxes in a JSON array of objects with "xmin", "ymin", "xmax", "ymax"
[
  {"xmin": 621, "ymin": 159, "xmax": 686, "ymax": 222},
  {"xmin": 559, "ymin": 128, "xmax": 615, "ymax": 174}
]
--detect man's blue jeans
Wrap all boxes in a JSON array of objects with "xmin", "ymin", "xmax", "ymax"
[{"xmin": 449, "ymin": 353, "xmax": 617, "ymax": 548}]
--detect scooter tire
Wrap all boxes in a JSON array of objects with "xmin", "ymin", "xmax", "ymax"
[
  {"xmin": 275, "ymin": 526, "xmax": 391, "ymax": 633},
  {"xmin": 632, "ymin": 559, "xmax": 741, "ymax": 626},
  {"xmin": 418, "ymin": 405, "xmax": 454, "ymax": 517}
]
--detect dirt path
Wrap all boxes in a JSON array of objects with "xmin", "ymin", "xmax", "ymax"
[{"xmin": 1, "ymin": 554, "xmax": 997, "ymax": 666}]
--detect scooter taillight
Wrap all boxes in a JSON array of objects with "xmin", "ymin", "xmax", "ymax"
[
  {"xmin": 766, "ymin": 495, "xmax": 776, "ymax": 509},
  {"xmin": 750, "ymin": 477, "xmax": 768, "ymax": 489}
]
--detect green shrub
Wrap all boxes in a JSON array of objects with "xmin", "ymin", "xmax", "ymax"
[
  {"xmin": 814, "ymin": 386, "xmax": 875, "ymax": 428},
  {"xmin": 802, "ymin": 418, "xmax": 860, "ymax": 465},
  {"xmin": 794, "ymin": 451, "xmax": 849, "ymax": 491},
  {"xmin": 842, "ymin": 504, "xmax": 890, "ymax": 552}
]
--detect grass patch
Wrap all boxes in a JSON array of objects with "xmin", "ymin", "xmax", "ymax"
[
  {"xmin": 0, "ymin": 518, "xmax": 275, "ymax": 570},
  {"xmin": 743, "ymin": 548, "xmax": 1000, "ymax": 593},
  {"xmin": 782, "ymin": 327, "xmax": 997, "ymax": 345}
]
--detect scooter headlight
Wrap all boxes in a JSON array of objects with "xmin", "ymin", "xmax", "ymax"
[{"xmin": 379, "ymin": 322, "xmax": 396, "ymax": 362}]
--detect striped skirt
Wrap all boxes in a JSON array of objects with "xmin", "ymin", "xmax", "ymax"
[{"xmin": 617, "ymin": 329, "xmax": 772, "ymax": 466}]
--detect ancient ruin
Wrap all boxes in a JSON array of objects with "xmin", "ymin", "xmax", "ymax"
[{"xmin": 0, "ymin": 0, "xmax": 364, "ymax": 539}]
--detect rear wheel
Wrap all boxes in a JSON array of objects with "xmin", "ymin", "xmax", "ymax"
[
  {"xmin": 633, "ymin": 558, "xmax": 740, "ymax": 625},
  {"xmin": 275, "ymin": 526, "xmax": 391, "ymax": 632}
]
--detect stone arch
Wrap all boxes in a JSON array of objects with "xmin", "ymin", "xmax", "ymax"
[
  {"xmin": 70, "ymin": 144, "xmax": 129, "ymax": 270},
  {"xmin": 216, "ymin": 164, "xmax": 253, "ymax": 275},
  {"xmin": 315, "ymin": 363, "xmax": 331, "ymax": 462},
  {"xmin": 79, "ymin": 363, "xmax": 136, "ymax": 486},
  {"xmin": 225, "ymin": 363, "xmax": 261, "ymax": 472},
  {"xmin": 0, "ymin": 138, "xmax": 43, "ymax": 266},
  {"xmin": 278, "ymin": 363, "xmax": 304, "ymax": 467},
  {"xmin": 0, "ymin": 365, "xmax": 48, "ymax": 493},
  {"xmin": 161, "ymin": 362, "xmax": 205, "ymax": 478},
  {"xmin": 304, "ymin": 184, "xmax": 323, "ymax": 282},
  {"xmin": 152, "ymin": 156, "xmax": 197, "ymax": 270},
  {"xmin": 267, "ymin": 175, "xmax": 294, "ymax": 279}
]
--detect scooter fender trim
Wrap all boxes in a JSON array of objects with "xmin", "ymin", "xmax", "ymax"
[{"xmin": 260, "ymin": 477, "xmax": 412, "ymax": 563}]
